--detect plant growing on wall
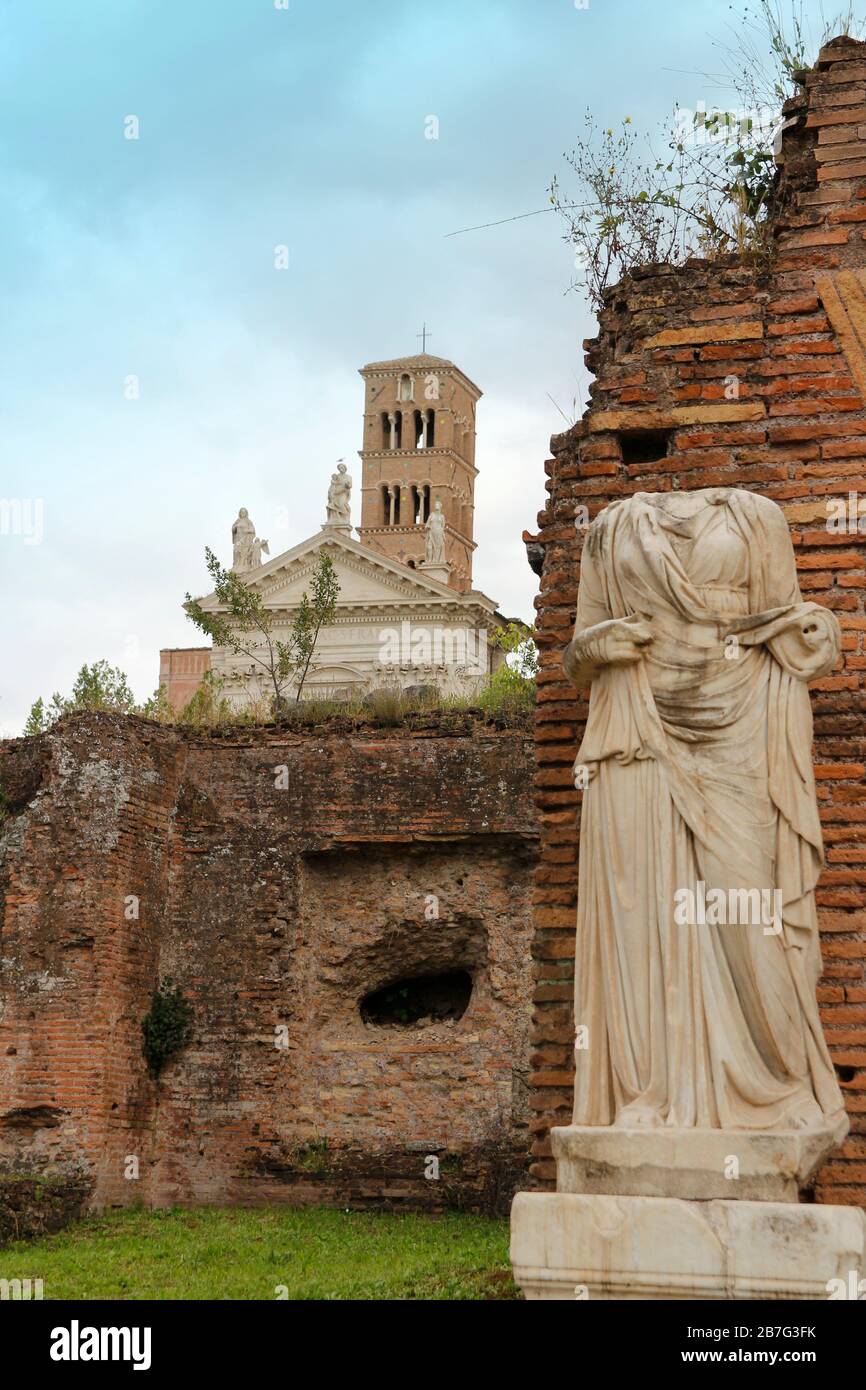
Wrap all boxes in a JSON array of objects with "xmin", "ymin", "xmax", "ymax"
[
  {"xmin": 550, "ymin": 1, "xmax": 865, "ymax": 308},
  {"xmin": 479, "ymin": 622, "xmax": 538, "ymax": 715},
  {"xmin": 184, "ymin": 549, "xmax": 340, "ymax": 716},
  {"xmin": 23, "ymin": 661, "xmax": 172, "ymax": 736},
  {"xmin": 141, "ymin": 977, "xmax": 194, "ymax": 1079},
  {"xmin": 176, "ymin": 669, "xmax": 233, "ymax": 727}
]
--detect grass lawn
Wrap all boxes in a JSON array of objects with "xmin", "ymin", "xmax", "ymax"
[{"xmin": 0, "ymin": 1206, "xmax": 519, "ymax": 1300}]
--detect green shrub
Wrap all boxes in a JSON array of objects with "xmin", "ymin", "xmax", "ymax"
[
  {"xmin": 23, "ymin": 661, "xmax": 171, "ymax": 735},
  {"xmin": 142, "ymin": 977, "xmax": 194, "ymax": 1078},
  {"xmin": 177, "ymin": 670, "xmax": 234, "ymax": 728}
]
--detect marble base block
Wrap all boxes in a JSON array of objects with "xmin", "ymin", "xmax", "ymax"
[
  {"xmin": 510, "ymin": 1191, "xmax": 866, "ymax": 1300},
  {"xmin": 552, "ymin": 1120, "xmax": 848, "ymax": 1203},
  {"xmin": 418, "ymin": 561, "xmax": 451, "ymax": 585}
]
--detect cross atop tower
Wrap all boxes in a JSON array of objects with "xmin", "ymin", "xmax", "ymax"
[{"xmin": 416, "ymin": 322, "xmax": 432, "ymax": 353}]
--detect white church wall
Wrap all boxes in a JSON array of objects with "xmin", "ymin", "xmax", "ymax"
[{"xmin": 210, "ymin": 612, "xmax": 496, "ymax": 708}]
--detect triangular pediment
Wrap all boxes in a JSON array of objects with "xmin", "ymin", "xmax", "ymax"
[{"xmin": 195, "ymin": 530, "xmax": 497, "ymax": 614}]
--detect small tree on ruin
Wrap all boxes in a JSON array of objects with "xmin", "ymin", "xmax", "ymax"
[{"xmin": 184, "ymin": 548, "xmax": 340, "ymax": 716}]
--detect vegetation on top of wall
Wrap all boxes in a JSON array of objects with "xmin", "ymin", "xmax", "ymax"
[
  {"xmin": 16, "ymin": 680, "xmax": 534, "ymax": 739},
  {"xmin": 550, "ymin": 1, "xmax": 866, "ymax": 308},
  {"xmin": 16, "ymin": 622, "xmax": 537, "ymax": 739},
  {"xmin": 23, "ymin": 660, "xmax": 172, "ymax": 736},
  {"xmin": 141, "ymin": 977, "xmax": 195, "ymax": 1079},
  {"xmin": 481, "ymin": 621, "xmax": 538, "ymax": 717}
]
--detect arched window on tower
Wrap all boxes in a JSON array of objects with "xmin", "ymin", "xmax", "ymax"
[
  {"xmin": 409, "ymin": 485, "xmax": 430, "ymax": 524},
  {"xmin": 426, "ymin": 410, "xmax": 435, "ymax": 447},
  {"xmin": 381, "ymin": 412, "xmax": 403, "ymax": 450},
  {"xmin": 399, "ymin": 373, "xmax": 414, "ymax": 402},
  {"xmin": 381, "ymin": 484, "xmax": 402, "ymax": 525}
]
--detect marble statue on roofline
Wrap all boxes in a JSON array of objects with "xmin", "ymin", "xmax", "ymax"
[{"xmin": 231, "ymin": 509, "xmax": 269, "ymax": 573}]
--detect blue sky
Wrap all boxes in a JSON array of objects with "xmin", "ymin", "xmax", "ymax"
[{"xmin": 0, "ymin": 0, "xmax": 838, "ymax": 732}]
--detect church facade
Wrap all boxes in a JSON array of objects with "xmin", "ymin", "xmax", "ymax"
[{"xmin": 160, "ymin": 351, "xmax": 508, "ymax": 711}]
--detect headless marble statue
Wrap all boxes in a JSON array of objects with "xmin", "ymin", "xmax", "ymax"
[{"xmin": 563, "ymin": 487, "xmax": 846, "ymax": 1133}]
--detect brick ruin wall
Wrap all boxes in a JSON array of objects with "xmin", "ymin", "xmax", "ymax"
[
  {"xmin": 529, "ymin": 38, "xmax": 866, "ymax": 1207},
  {"xmin": 0, "ymin": 711, "xmax": 537, "ymax": 1214}
]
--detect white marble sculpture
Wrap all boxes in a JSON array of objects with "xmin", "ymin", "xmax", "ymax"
[
  {"xmin": 563, "ymin": 487, "xmax": 844, "ymax": 1132},
  {"xmin": 510, "ymin": 486, "xmax": 866, "ymax": 1300},
  {"xmin": 231, "ymin": 509, "xmax": 268, "ymax": 572},
  {"xmin": 326, "ymin": 463, "xmax": 352, "ymax": 527},
  {"xmin": 249, "ymin": 536, "xmax": 270, "ymax": 569},
  {"xmin": 425, "ymin": 499, "xmax": 446, "ymax": 565},
  {"xmin": 232, "ymin": 508, "xmax": 256, "ymax": 571}
]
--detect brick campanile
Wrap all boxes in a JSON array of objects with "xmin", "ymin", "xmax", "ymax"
[{"xmin": 357, "ymin": 352, "xmax": 482, "ymax": 593}]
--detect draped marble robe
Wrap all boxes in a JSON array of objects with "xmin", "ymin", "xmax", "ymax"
[{"xmin": 564, "ymin": 487, "xmax": 847, "ymax": 1132}]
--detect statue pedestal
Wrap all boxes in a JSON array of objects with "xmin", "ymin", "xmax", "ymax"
[
  {"xmin": 511, "ymin": 1190, "xmax": 866, "ymax": 1300},
  {"xmin": 321, "ymin": 523, "xmax": 352, "ymax": 538},
  {"xmin": 511, "ymin": 1121, "xmax": 866, "ymax": 1299},
  {"xmin": 550, "ymin": 1120, "xmax": 848, "ymax": 1203},
  {"xmin": 419, "ymin": 560, "xmax": 450, "ymax": 585}
]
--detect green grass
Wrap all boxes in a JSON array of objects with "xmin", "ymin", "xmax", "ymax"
[{"xmin": 0, "ymin": 1206, "xmax": 519, "ymax": 1301}]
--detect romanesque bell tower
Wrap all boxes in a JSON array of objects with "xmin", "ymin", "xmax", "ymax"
[{"xmin": 357, "ymin": 350, "xmax": 482, "ymax": 593}]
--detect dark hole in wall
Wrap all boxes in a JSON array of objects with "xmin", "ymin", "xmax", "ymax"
[
  {"xmin": 619, "ymin": 428, "xmax": 672, "ymax": 466},
  {"xmin": 0, "ymin": 1105, "xmax": 65, "ymax": 1130},
  {"xmin": 360, "ymin": 970, "xmax": 472, "ymax": 1027},
  {"xmin": 835, "ymin": 1064, "xmax": 858, "ymax": 1084}
]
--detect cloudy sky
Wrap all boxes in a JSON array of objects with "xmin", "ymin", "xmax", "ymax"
[{"xmin": 0, "ymin": 0, "xmax": 837, "ymax": 733}]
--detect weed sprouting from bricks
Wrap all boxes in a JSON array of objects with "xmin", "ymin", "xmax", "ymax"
[{"xmin": 141, "ymin": 977, "xmax": 194, "ymax": 1078}]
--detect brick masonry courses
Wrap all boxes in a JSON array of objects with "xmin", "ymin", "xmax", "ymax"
[
  {"xmin": 0, "ymin": 711, "xmax": 537, "ymax": 1215},
  {"xmin": 527, "ymin": 38, "xmax": 866, "ymax": 1207}
]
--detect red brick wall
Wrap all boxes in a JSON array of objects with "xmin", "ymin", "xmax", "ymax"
[
  {"xmin": 0, "ymin": 711, "xmax": 537, "ymax": 1213},
  {"xmin": 529, "ymin": 38, "xmax": 866, "ymax": 1206},
  {"xmin": 0, "ymin": 716, "xmax": 181, "ymax": 1209}
]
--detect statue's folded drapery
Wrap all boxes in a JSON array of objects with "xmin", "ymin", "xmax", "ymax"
[{"xmin": 565, "ymin": 487, "xmax": 846, "ymax": 1130}]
